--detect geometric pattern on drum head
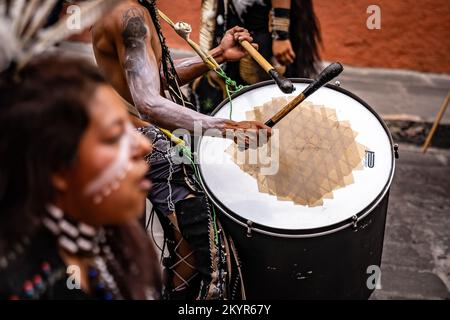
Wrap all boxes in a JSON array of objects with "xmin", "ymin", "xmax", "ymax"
[{"xmin": 227, "ymin": 96, "xmax": 367, "ymax": 207}]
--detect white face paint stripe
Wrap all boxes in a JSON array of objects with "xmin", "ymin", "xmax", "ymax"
[{"xmin": 84, "ymin": 124, "xmax": 136, "ymax": 198}]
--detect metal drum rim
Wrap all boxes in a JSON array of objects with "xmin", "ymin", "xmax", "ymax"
[{"xmin": 197, "ymin": 78, "xmax": 396, "ymax": 238}]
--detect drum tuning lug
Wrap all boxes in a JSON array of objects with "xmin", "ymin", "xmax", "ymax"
[
  {"xmin": 246, "ymin": 220, "xmax": 254, "ymax": 238},
  {"xmin": 351, "ymin": 215, "xmax": 358, "ymax": 229},
  {"xmin": 335, "ymin": 80, "xmax": 341, "ymax": 87},
  {"xmin": 394, "ymin": 144, "xmax": 400, "ymax": 159}
]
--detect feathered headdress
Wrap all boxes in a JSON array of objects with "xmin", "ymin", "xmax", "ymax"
[{"xmin": 0, "ymin": 0, "xmax": 121, "ymax": 74}]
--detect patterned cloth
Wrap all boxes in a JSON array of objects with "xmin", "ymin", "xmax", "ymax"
[{"xmin": 137, "ymin": 125, "xmax": 192, "ymax": 216}]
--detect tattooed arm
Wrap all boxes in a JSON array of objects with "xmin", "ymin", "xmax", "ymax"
[{"xmin": 117, "ymin": 7, "xmax": 270, "ymax": 141}]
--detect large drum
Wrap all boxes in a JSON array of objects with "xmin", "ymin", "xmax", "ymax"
[{"xmin": 197, "ymin": 79, "xmax": 396, "ymax": 299}]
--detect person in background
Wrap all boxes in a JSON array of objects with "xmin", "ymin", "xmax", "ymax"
[{"xmin": 194, "ymin": 0, "xmax": 322, "ymax": 114}]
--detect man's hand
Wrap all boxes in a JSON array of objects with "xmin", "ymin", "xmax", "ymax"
[
  {"xmin": 218, "ymin": 26, "xmax": 258, "ymax": 62},
  {"xmin": 273, "ymin": 39, "xmax": 296, "ymax": 65},
  {"xmin": 224, "ymin": 120, "xmax": 272, "ymax": 149}
]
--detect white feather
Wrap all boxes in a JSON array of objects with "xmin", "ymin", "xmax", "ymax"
[
  {"xmin": 22, "ymin": 0, "xmax": 59, "ymax": 43},
  {"xmin": 0, "ymin": 18, "xmax": 20, "ymax": 72},
  {"xmin": 17, "ymin": 0, "xmax": 41, "ymax": 36},
  {"xmin": 10, "ymin": 0, "xmax": 25, "ymax": 35}
]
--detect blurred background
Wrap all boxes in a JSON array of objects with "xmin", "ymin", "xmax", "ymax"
[{"xmin": 159, "ymin": 0, "xmax": 450, "ymax": 74}]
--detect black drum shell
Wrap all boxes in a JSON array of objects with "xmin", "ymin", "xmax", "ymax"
[{"xmin": 218, "ymin": 193, "xmax": 389, "ymax": 300}]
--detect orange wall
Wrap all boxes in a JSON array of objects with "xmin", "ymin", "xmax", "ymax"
[
  {"xmin": 158, "ymin": 0, "xmax": 450, "ymax": 74},
  {"xmin": 158, "ymin": 1, "xmax": 201, "ymax": 50},
  {"xmin": 315, "ymin": 0, "xmax": 450, "ymax": 74}
]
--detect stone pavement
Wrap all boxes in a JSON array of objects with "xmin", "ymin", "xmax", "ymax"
[
  {"xmin": 325, "ymin": 65, "xmax": 449, "ymax": 300},
  {"xmin": 334, "ymin": 65, "xmax": 450, "ymax": 123},
  {"xmin": 335, "ymin": 65, "xmax": 450, "ymax": 149},
  {"xmin": 371, "ymin": 144, "xmax": 449, "ymax": 300}
]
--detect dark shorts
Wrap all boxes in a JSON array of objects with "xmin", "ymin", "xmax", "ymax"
[
  {"xmin": 146, "ymin": 160, "xmax": 192, "ymax": 216},
  {"xmin": 138, "ymin": 125, "xmax": 193, "ymax": 216}
]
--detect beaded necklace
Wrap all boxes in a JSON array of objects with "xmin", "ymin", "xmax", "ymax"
[{"xmin": 43, "ymin": 205, "xmax": 123, "ymax": 300}]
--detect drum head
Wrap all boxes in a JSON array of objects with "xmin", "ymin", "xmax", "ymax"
[{"xmin": 198, "ymin": 80, "xmax": 394, "ymax": 233}]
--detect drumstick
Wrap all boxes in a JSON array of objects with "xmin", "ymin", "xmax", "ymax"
[
  {"xmin": 239, "ymin": 40, "xmax": 295, "ymax": 94},
  {"xmin": 422, "ymin": 90, "xmax": 450, "ymax": 153},
  {"xmin": 265, "ymin": 62, "xmax": 344, "ymax": 127}
]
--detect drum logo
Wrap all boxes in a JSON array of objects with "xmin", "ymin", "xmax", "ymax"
[{"xmin": 365, "ymin": 151, "xmax": 375, "ymax": 168}]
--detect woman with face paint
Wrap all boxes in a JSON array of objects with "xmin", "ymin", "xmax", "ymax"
[{"xmin": 0, "ymin": 55, "xmax": 161, "ymax": 300}]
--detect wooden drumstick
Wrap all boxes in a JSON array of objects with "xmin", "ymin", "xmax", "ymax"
[
  {"xmin": 422, "ymin": 90, "xmax": 450, "ymax": 153},
  {"xmin": 240, "ymin": 40, "xmax": 295, "ymax": 94},
  {"xmin": 265, "ymin": 62, "xmax": 344, "ymax": 127}
]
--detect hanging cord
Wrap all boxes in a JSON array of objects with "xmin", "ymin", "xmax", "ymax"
[
  {"xmin": 144, "ymin": 0, "xmax": 191, "ymax": 107},
  {"xmin": 229, "ymin": 236, "xmax": 246, "ymax": 299},
  {"xmin": 157, "ymin": 7, "xmax": 246, "ymax": 120},
  {"xmin": 148, "ymin": 4, "xmax": 251, "ymax": 243},
  {"xmin": 156, "ymin": 6, "xmax": 249, "ymax": 242},
  {"xmin": 177, "ymin": 145, "xmax": 219, "ymax": 245},
  {"xmin": 214, "ymin": 68, "xmax": 246, "ymax": 119}
]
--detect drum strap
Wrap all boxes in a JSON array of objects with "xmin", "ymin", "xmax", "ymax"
[
  {"xmin": 220, "ymin": 226, "xmax": 247, "ymax": 300},
  {"xmin": 154, "ymin": 208, "xmax": 202, "ymax": 300},
  {"xmin": 228, "ymin": 235, "xmax": 246, "ymax": 300},
  {"xmin": 150, "ymin": 160, "xmax": 228, "ymax": 299},
  {"xmin": 152, "ymin": 168, "xmax": 245, "ymax": 299},
  {"xmin": 175, "ymin": 194, "xmax": 224, "ymax": 299}
]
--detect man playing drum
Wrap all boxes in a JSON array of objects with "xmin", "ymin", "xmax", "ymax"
[{"xmin": 92, "ymin": 0, "xmax": 271, "ymax": 299}]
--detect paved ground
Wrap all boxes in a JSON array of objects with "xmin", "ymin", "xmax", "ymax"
[
  {"xmin": 334, "ymin": 64, "xmax": 450, "ymax": 123},
  {"xmin": 330, "ymin": 66, "xmax": 449, "ymax": 300},
  {"xmin": 371, "ymin": 144, "xmax": 450, "ymax": 300},
  {"xmin": 336, "ymin": 64, "xmax": 450, "ymax": 149}
]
